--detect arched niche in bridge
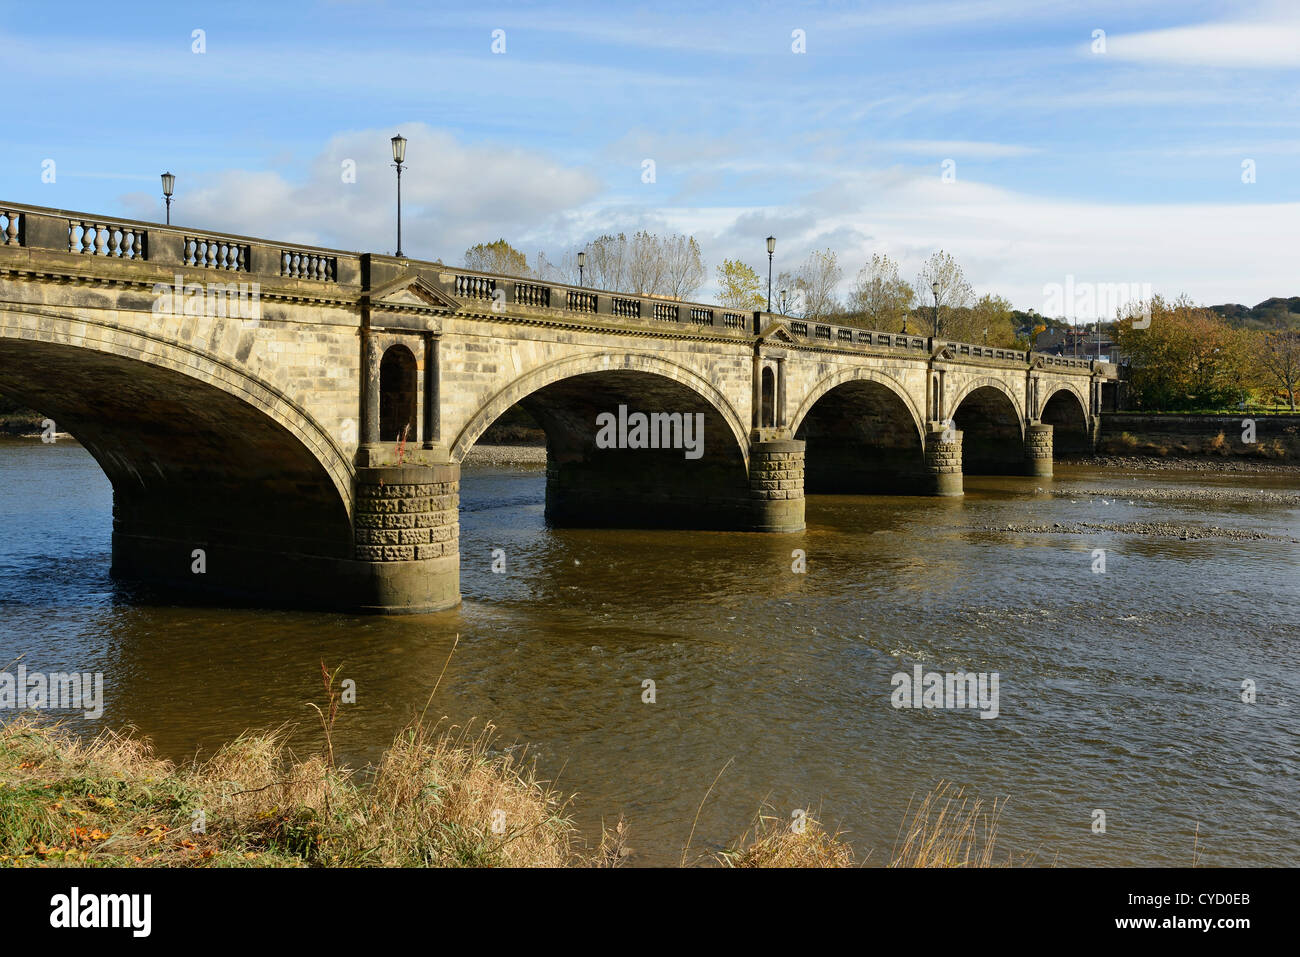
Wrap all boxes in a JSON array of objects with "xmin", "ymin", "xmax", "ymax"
[
  {"xmin": 793, "ymin": 377, "xmax": 926, "ymax": 494},
  {"xmin": 1041, "ymin": 388, "xmax": 1090, "ymax": 456},
  {"xmin": 951, "ymin": 384, "xmax": 1024, "ymax": 474},
  {"xmin": 379, "ymin": 344, "xmax": 418, "ymax": 442},
  {"xmin": 761, "ymin": 366, "xmax": 776, "ymax": 428}
]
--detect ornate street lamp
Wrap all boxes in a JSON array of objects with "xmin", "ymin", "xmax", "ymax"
[
  {"xmin": 931, "ymin": 280, "xmax": 940, "ymax": 337},
  {"xmin": 391, "ymin": 134, "xmax": 407, "ymax": 257},
  {"xmin": 766, "ymin": 235, "xmax": 776, "ymax": 312},
  {"xmin": 779, "ymin": 288, "xmax": 787, "ymax": 315},
  {"xmin": 160, "ymin": 172, "xmax": 175, "ymax": 225},
  {"xmin": 577, "ymin": 250, "xmax": 586, "ymax": 287}
]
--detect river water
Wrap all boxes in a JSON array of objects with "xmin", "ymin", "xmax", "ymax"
[{"xmin": 1, "ymin": 437, "xmax": 1296, "ymax": 866}]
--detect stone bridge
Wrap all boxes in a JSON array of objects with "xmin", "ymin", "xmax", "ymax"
[{"xmin": 0, "ymin": 202, "xmax": 1117, "ymax": 612}]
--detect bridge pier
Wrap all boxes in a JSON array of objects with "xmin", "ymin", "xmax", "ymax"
[
  {"xmin": 352, "ymin": 465, "xmax": 460, "ymax": 613},
  {"xmin": 748, "ymin": 438, "xmax": 805, "ymax": 531},
  {"xmin": 1024, "ymin": 423, "xmax": 1054, "ymax": 478},
  {"xmin": 923, "ymin": 425, "xmax": 964, "ymax": 496}
]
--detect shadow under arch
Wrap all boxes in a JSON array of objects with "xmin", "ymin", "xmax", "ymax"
[
  {"xmin": 0, "ymin": 310, "xmax": 355, "ymax": 607},
  {"xmin": 790, "ymin": 368, "xmax": 927, "ymax": 494},
  {"xmin": 949, "ymin": 379, "xmax": 1025, "ymax": 475},
  {"xmin": 453, "ymin": 354, "xmax": 753, "ymax": 530},
  {"xmin": 1041, "ymin": 386, "xmax": 1091, "ymax": 456}
]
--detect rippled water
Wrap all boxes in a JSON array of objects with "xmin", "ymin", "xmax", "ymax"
[{"xmin": 1, "ymin": 437, "xmax": 1297, "ymax": 866}]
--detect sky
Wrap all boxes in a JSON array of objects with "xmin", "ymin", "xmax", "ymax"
[{"xmin": 5, "ymin": 0, "xmax": 1299, "ymax": 314}]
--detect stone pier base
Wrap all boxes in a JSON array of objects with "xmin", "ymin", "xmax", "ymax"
[
  {"xmin": 1024, "ymin": 423, "xmax": 1053, "ymax": 478},
  {"xmin": 749, "ymin": 439, "xmax": 805, "ymax": 531},
  {"xmin": 923, "ymin": 425, "xmax": 964, "ymax": 496},
  {"xmin": 351, "ymin": 465, "xmax": 460, "ymax": 613}
]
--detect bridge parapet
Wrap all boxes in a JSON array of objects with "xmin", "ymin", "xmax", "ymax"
[{"xmin": 0, "ymin": 201, "xmax": 1115, "ymax": 378}]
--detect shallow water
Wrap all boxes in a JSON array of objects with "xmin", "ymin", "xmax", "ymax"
[{"xmin": 1, "ymin": 438, "xmax": 1297, "ymax": 866}]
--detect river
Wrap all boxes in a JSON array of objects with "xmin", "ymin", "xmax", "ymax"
[{"xmin": 1, "ymin": 437, "xmax": 1296, "ymax": 866}]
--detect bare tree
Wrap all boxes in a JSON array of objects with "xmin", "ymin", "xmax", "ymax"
[
  {"xmin": 777, "ymin": 248, "xmax": 843, "ymax": 320},
  {"xmin": 583, "ymin": 233, "xmax": 629, "ymax": 291},
  {"xmin": 847, "ymin": 253, "xmax": 914, "ymax": 331},
  {"xmin": 661, "ymin": 234, "xmax": 706, "ymax": 300},
  {"xmin": 627, "ymin": 230, "xmax": 668, "ymax": 296},
  {"xmin": 915, "ymin": 250, "xmax": 974, "ymax": 337}
]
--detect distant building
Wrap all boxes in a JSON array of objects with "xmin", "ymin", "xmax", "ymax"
[{"xmin": 1035, "ymin": 326, "xmax": 1119, "ymax": 362}]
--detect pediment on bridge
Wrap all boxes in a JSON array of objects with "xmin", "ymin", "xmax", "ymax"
[
  {"xmin": 367, "ymin": 274, "xmax": 461, "ymax": 313},
  {"xmin": 756, "ymin": 322, "xmax": 798, "ymax": 344}
]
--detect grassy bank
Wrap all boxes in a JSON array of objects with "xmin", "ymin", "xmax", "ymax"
[{"xmin": 0, "ymin": 718, "xmax": 1011, "ymax": 868}]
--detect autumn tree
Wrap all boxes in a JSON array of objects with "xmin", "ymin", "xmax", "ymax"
[
  {"xmin": 1115, "ymin": 295, "xmax": 1254, "ymax": 409},
  {"xmin": 1253, "ymin": 323, "xmax": 1300, "ymax": 410},
  {"xmin": 464, "ymin": 239, "xmax": 530, "ymax": 277},
  {"xmin": 716, "ymin": 259, "xmax": 766, "ymax": 310}
]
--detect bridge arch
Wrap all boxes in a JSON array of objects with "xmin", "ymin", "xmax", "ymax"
[
  {"xmin": 949, "ymin": 377, "xmax": 1026, "ymax": 475},
  {"xmin": 0, "ymin": 307, "xmax": 356, "ymax": 602},
  {"xmin": 450, "ymin": 351, "xmax": 753, "ymax": 531},
  {"xmin": 1040, "ymin": 384, "xmax": 1091, "ymax": 456},
  {"xmin": 790, "ymin": 367, "xmax": 927, "ymax": 494},
  {"xmin": 450, "ymin": 352, "xmax": 750, "ymax": 466}
]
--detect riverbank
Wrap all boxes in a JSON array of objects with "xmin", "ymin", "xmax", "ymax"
[
  {"xmin": 0, "ymin": 718, "xmax": 1006, "ymax": 868},
  {"xmin": 464, "ymin": 442, "xmax": 547, "ymax": 466}
]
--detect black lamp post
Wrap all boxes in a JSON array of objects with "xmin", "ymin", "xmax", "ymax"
[
  {"xmin": 765, "ymin": 235, "xmax": 776, "ymax": 311},
  {"xmin": 160, "ymin": 172, "xmax": 175, "ymax": 225},
  {"xmin": 779, "ymin": 288, "xmax": 787, "ymax": 315},
  {"xmin": 931, "ymin": 280, "xmax": 940, "ymax": 336},
  {"xmin": 577, "ymin": 250, "xmax": 586, "ymax": 287},
  {"xmin": 391, "ymin": 134, "xmax": 407, "ymax": 257}
]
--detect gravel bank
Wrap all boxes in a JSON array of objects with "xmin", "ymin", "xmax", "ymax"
[
  {"xmin": 975, "ymin": 520, "xmax": 1298, "ymax": 543},
  {"xmin": 1048, "ymin": 486, "xmax": 1300, "ymax": 506},
  {"xmin": 1058, "ymin": 454, "xmax": 1300, "ymax": 474},
  {"xmin": 463, "ymin": 443, "xmax": 547, "ymax": 465}
]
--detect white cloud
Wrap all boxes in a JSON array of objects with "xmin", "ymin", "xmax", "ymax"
[
  {"xmin": 1103, "ymin": 12, "xmax": 1300, "ymax": 68},
  {"xmin": 116, "ymin": 126, "xmax": 1296, "ymax": 313}
]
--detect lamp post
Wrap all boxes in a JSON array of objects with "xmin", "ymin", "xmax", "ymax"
[
  {"xmin": 160, "ymin": 172, "xmax": 175, "ymax": 225},
  {"xmin": 766, "ymin": 235, "xmax": 776, "ymax": 312},
  {"xmin": 390, "ymin": 134, "xmax": 407, "ymax": 257},
  {"xmin": 931, "ymin": 281, "xmax": 940, "ymax": 337},
  {"xmin": 577, "ymin": 250, "xmax": 586, "ymax": 287},
  {"xmin": 779, "ymin": 288, "xmax": 787, "ymax": 315}
]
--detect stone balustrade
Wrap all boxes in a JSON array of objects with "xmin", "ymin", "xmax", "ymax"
[{"xmin": 0, "ymin": 199, "xmax": 1116, "ymax": 379}]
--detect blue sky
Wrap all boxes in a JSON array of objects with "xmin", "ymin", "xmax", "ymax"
[{"xmin": 5, "ymin": 0, "xmax": 1299, "ymax": 311}]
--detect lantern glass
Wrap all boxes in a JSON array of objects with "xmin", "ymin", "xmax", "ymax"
[
  {"xmin": 391, "ymin": 134, "xmax": 407, "ymax": 164},
  {"xmin": 160, "ymin": 172, "xmax": 175, "ymax": 197},
  {"xmin": 766, "ymin": 235, "xmax": 776, "ymax": 254}
]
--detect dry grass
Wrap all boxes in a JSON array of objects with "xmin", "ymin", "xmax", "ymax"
[
  {"xmin": 889, "ymin": 780, "xmax": 1010, "ymax": 868},
  {"xmin": 3, "ymin": 716, "xmax": 1030, "ymax": 868},
  {"xmin": 718, "ymin": 808, "xmax": 856, "ymax": 868},
  {"xmin": 0, "ymin": 717, "xmax": 581, "ymax": 867}
]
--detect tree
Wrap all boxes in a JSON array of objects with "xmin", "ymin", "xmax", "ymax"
[
  {"xmin": 661, "ymin": 234, "xmax": 705, "ymax": 300},
  {"xmin": 584, "ymin": 233, "xmax": 628, "ymax": 291},
  {"xmin": 915, "ymin": 251, "xmax": 974, "ymax": 337},
  {"xmin": 716, "ymin": 259, "xmax": 766, "ymax": 310},
  {"xmin": 776, "ymin": 248, "xmax": 843, "ymax": 320},
  {"xmin": 967, "ymin": 294, "xmax": 1018, "ymax": 347},
  {"xmin": 464, "ymin": 239, "xmax": 530, "ymax": 277},
  {"xmin": 845, "ymin": 253, "xmax": 913, "ymax": 331},
  {"xmin": 1253, "ymin": 323, "xmax": 1300, "ymax": 410},
  {"xmin": 1115, "ymin": 294, "xmax": 1253, "ymax": 410}
]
